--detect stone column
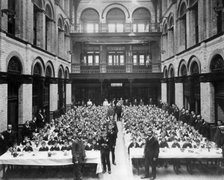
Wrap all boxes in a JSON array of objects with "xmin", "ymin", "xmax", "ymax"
[
  {"xmin": 129, "ymin": 79, "xmax": 133, "ymax": 98},
  {"xmin": 161, "ymin": 82, "xmax": 167, "ymax": 103},
  {"xmin": 49, "ymin": 82, "xmax": 58, "ymax": 120},
  {"xmin": 18, "ymin": 83, "xmax": 33, "ymax": 124},
  {"xmin": 66, "ymin": 81, "xmax": 72, "ymax": 110},
  {"xmin": 0, "ymin": 84, "xmax": 8, "ymax": 132},
  {"xmin": 200, "ymin": 82, "xmax": 215, "ymax": 123},
  {"xmin": 175, "ymin": 82, "xmax": 184, "ymax": 108}
]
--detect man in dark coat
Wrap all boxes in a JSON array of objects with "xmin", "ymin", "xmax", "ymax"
[
  {"xmin": 36, "ymin": 109, "xmax": 45, "ymax": 129},
  {"xmin": 99, "ymin": 131, "xmax": 111, "ymax": 174},
  {"xmin": 141, "ymin": 129, "xmax": 159, "ymax": 180},
  {"xmin": 72, "ymin": 134, "xmax": 86, "ymax": 180},
  {"xmin": 107, "ymin": 123, "xmax": 117, "ymax": 165},
  {"xmin": 2, "ymin": 124, "xmax": 17, "ymax": 151}
]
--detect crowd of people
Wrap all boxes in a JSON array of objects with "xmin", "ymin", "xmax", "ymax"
[{"xmin": 123, "ymin": 105, "xmax": 217, "ymax": 154}]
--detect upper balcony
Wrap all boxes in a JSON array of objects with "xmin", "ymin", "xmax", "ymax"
[{"xmin": 73, "ymin": 23, "xmax": 160, "ymax": 34}]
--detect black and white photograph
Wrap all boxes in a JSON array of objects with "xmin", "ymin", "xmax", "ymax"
[{"xmin": 0, "ymin": 0, "xmax": 224, "ymax": 180}]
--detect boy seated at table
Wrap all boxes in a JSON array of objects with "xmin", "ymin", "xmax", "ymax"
[
  {"xmin": 182, "ymin": 138, "xmax": 192, "ymax": 149},
  {"xmin": 171, "ymin": 138, "xmax": 181, "ymax": 148},
  {"xmin": 159, "ymin": 137, "xmax": 169, "ymax": 148},
  {"xmin": 39, "ymin": 141, "xmax": 49, "ymax": 151},
  {"xmin": 61, "ymin": 140, "xmax": 71, "ymax": 151},
  {"xmin": 128, "ymin": 138, "xmax": 140, "ymax": 154},
  {"xmin": 23, "ymin": 141, "xmax": 33, "ymax": 152},
  {"xmin": 50, "ymin": 141, "xmax": 60, "ymax": 151}
]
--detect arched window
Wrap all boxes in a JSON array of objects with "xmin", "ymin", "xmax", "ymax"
[
  {"xmin": 7, "ymin": 0, "xmax": 17, "ymax": 35},
  {"xmin": 168, "ymin": 16, "xmax": 174, "ymax": 55},
  {"xmin": 58, "ymin": 17, "xmax": 64, "ymax": 57},
  {"xmin": 45, "ymin": 4, "xmax": 54, "ymax": 51},
  {"xmin": 33, "ymin": 0, "xmax": 44, "ymax": 46},
  {"xmin": 178, "ymin": 2, "xmax": 187, "ymax": 50},
  {"xmin": 210, "ymin": 54, "xmax": 224, "ymax": 72},
  {"xmin": 33, "ymin": 63, "xmax": 42, "ymax": 76},
  {"xmin": 8, "ymin": 57, "xmax": 22, "ymax": 74},
  {"xmin": 180, "ymin": 64, "xmax": 187, "ymax": 76},
  {"xmin": 190, "ymin": 61, "xmax": 199, "ymax": 75},
  {"xmin": 46, "ymin": 66, "xmax": 52, "ymax": 77},
  {"xmin": 163, "ymin": 68, "xmax": 168, "ymax": 78},
  {"xmin": 64, "ymin": 24, "xmax": 70, "ymax": 60},
  {"xmin": 81, "ymin": 8, "xmax": 99, "ymax": 33},
  {"xmin": 189, "ymin": 0, "xmax": 199, "ymax": 44},
  {"xmin": 162, "ymin": 22, "xmax": 168, "ymax": 56},
  {"xmin": 132, "ymin": 8, "xmax": 151, "ymax": 32},
  {"xmin": 106, "ymin": 8, "xmax": 125, "ymax": 33}
]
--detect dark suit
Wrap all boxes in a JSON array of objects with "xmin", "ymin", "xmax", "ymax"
[
  {"xmin": 144, "ymin": 136, "xmax": 159, "ymax": 178},
  {"xmin": 99, "ymin": 137, "xmax": 111, "ymax": 172},
  {"xmin": 72, "ymin": 140, "xmax": 86, "ymax": 180}
]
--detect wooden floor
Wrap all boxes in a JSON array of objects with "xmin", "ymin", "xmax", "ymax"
[{"xmin": 0, "ymin": 121, "xmax": 224, "ymax": 180}]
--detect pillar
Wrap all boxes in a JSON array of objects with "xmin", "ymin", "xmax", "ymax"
[
  {"xmin": 175, "ymin": 82, "xmax": 184, "ymax": 108},
  {"xmin": 200, "ymin": 82, "xmax": 215, "ymax": 123},
  {"xmin": 0, "ymin": 84, "xmax": 7, "ymax": 132},
  {"xmin": 66, "ymin": 82, "xmax": 72, "ymax": 110},
  {"xmin": 129, "ymin": 79, "xmax": 133, "ymax": 98},
  {"xmin": 161, "ymin": 82, "xmax": 167, "ymax": 103},
  {"xmin": 18, "ymin": 84, "xmax": 32, "ymax": 124},
  {"xmin": 49, "ymin": 83, "xmax": 58, "ymax": 120}
]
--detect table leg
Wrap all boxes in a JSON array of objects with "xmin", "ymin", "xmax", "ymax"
[{"xmin": 186, "ymin": 159, "xmax": 193, "ymax": 174}]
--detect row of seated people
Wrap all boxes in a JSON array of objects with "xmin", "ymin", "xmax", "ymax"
[
  {"xmin": 7, "ymin": 105, "xmax": 117, "ymax": 156},
  {"xmin": 123, "ymin": 105, "xmax": 217, "ymax": 154}
]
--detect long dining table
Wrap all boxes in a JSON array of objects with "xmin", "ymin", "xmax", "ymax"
[
  {"xmin": 0, "ymin": 150, "xmax": 102, "ymax": 177},
  {"xmin": 129, "ymin": 147, "xmax": 224, "ymax": 174}
]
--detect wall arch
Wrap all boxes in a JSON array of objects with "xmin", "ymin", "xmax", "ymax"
[
  {"xmin": 80, "ymin": 8, "xmax": 100, "ymax": 22},
  {"xmin": 208, "ymin": 49, "xmax": 224, "ymax": 73},
  {"xmin": 168, "ymin": 64, "xmax": 175, "ymax": 78},
  {"xmin": 132, "ymin": 7, "xmax": 151, "ymax": 22},
  {"xmin": 6, "ymin": 51, "xmax": 24, "ymax": 74},
  {"xmin": 163, "ymin": 66, "xmax": 168, "ymax": 78},
  {"xmin": 32, "ymin": 57, "xmax": 45, "ymax": 76},
  {"xmin": 102, "ymin": 3, "xmax": 130, "ymax": 21},
  {"xmin": 45, "ymin": 61, "xmax": 55, "ymax": 78},
  {"xmin": 188, "ymin": 56, "xmax": 201, "ymax": 75},
  {"xmin": 45, "ymin": 1, "xmax": 54, "ymax": 20},
  {"xmin": 58, "ymin": 65, "xmax": 65, "ymax": 78},
  {"xmin": 178, "ymin": 59, "xmax": 188, "ymax": 76}
]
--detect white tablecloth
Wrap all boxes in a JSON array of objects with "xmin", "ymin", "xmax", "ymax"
[
  {"xmin": 130, "ymin": 148, "xmax": 223, "ymax": 159},
  {"xmin": 0, "ymin": 150, "xmax": 102, "ymax": 174}
]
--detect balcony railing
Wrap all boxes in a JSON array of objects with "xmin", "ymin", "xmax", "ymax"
[
  {"xmin": 80, "ymin": 66, "xmax": 100, "ymax": 73},
  {"xmin": 106, "ymin": 66, "xmax": 126, "ymax": 73},
  {"xmin": 73, "ymin": 23, "xmax": 160, "ymax": 33}
]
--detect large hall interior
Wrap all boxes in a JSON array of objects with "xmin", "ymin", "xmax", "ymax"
[{"xmin": 0, "ymin": 0, "xmax": 224, "ymax": 180}]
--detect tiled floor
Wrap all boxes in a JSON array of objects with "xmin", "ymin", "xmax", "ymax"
[{"xmin": 0, "ymin": 121, "xmax": 224, "ymax": 180}]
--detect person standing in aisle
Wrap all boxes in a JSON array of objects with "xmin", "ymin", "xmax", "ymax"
[
  {"xmin": 72, "ymin": 134, "xmax": 86, "ymax": 180},
  {"xmin": 141, "ymin": 129, "xmax": 159, "ymax": 180},
  {"xmin": 99, "ymin": 131, "xmax": 111, "ymax": 174}
]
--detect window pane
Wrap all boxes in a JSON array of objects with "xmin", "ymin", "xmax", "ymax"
[
  {"xmin": 95, "ymin": 24, "xmax": 99, "ymax": 32},
  {"xmin": 139, "ymin": 55, "xmax": 145, "ymax": 65},
  {"xmin": 114, "ymin": 55, "xmax": 119, "ymax": 65},
  {"xmin": 108, "ymin": 24, "xmax": 116, "ymax": 32},
  {"xmin": 95, "ymin": 55, "xmax": 99, "ymax": 65},
  {"xmin": 117, "ymin": 24, "xmax": 124, "ymax": 32},
  {"xmin": 133, "ymin": 55, "xmax": 138, "ymax": 65},
  {"xmin": 138, "ymin": 24, "xmax": 145, "ymax": 32},
  {"xmin": 120, "ymin": 55, "xmax": 124, "ymax": 65},
  {"xmin": 108, "ymin": 55, "xmax": 113, "ymax": 65},
  {"xmin": 88, "ymin": 55, "xmax": 93, "ymax": 65},
  {"xmin": 83, "ymin": 56, "xmax": 87, "ymax": 64},
  {"xmin": 133, "ymin": 24, "xmax": 137, "ymax": 33},
  {"xmin": 86, "ymin": 24, "xmax": 94, "ymax": 33}
]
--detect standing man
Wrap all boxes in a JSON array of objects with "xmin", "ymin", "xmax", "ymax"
[
  {"xmin": 2, "ymin": 124, "xmax": 17, "ymax": 151},
  {"xmin": 72, "ymin": 134, "xmax": 86, "ymax": 180},
  {"xmin": 141, "ymin": 129, "xmax": 159, "ymax": 180}
]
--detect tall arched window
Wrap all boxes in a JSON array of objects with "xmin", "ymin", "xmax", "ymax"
[
  {"xmin": 80, "ymin": 8, "xmax": 99, "ymax": 33},
  {"xmin": 132, "ymin": 8, "xmax": 151, "ymax": 32},
  {"xmin": 33, "ymin": 0, "xmax": 43, "ymax": 46},
  {"xmin": 178, "ymin": 3, "xmax": 187, "ymax": 50},
  {"xmin": 189, "ymin": 0, "xmax": 199, "ymax": 45},
  {"xmin": 162, "ymin": 22, "xmax": 168, "ymax": 56},
  {"xmin": 45, "ymin": 4, "xmax": 54, "ymax": 51},
  {"xmin": 7, "ymin": 0, "xmax": 16, "ymax": 35},
  {"xmin": 168, "ymin": 16, "xmax": 174, "ymax": 56},
  {"xmin": 58, "ymin": 18, "xmax": 64, "ymax": 57},
  {"xmin": 58, "ymin": 68, "xmax": 65, "ymax": 111},
  {"xmin": 64, "ymin": 24, "xmax": 70, "ymax": 60},
  {"xmin": 167, "ymin": 65, "xmax": 175, "ymax": 105},
  {"xmin": 106, "ymin": 8, "xmax": 125, "ymax": 33}
]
